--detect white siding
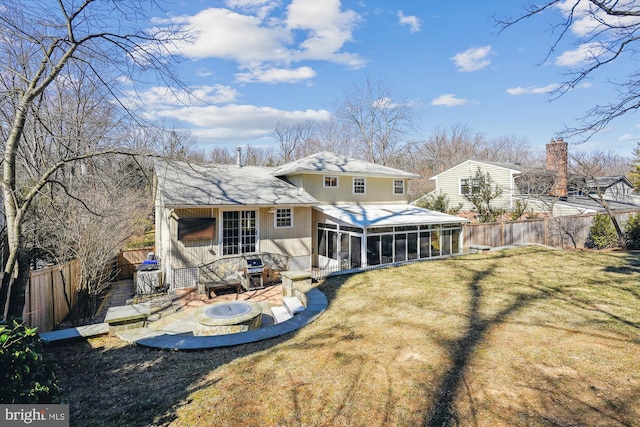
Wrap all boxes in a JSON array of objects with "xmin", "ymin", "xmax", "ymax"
[{"xmin": 433, "ymin": 160, "xmax": 519, "ymax": 211}]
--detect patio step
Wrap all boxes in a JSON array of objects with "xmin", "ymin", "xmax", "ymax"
[
  {"xmin": 40, "ymin": 323, "xmax": 109, "ymax": 345},
  {"xmin": 270, "ymin": 297, "xmax": 305, "ymax": 325},
  {"xmin": 283, "ymin": 296, "xmax": 305, "ymax": 315},
  {"xmin": 270, "ymin": 306, "xmax": 292, "ymax": 324}
]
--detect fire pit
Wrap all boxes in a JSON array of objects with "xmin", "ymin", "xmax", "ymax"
[{"xmin": 193, "ymin": 301, "xmax": 262, "ymax": 336}]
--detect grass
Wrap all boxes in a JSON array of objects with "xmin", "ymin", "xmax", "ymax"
[{"xmin": 46, "ymin": 246, "xmax": 640, "ymax": 426}]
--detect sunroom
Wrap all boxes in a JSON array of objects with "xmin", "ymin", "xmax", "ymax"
[{"xmin": 313, "ymin": 204, "xmax": 469, "ymax": 274}]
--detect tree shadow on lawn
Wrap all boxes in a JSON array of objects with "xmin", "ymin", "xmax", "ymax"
[
  {"xmin": 46, "ymin": 331, "xmax": 293, "ymax": 426},
  {"xmin": 46, "ymin": 275, "xmax": 353, "ymax": 426},
  {"xmin": 421, "ymin": 250, "xmax": 640, "ymax": 427}
]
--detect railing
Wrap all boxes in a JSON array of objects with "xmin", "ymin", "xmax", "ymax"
[{"xmin": 311, "ymin": 254, "xmax": 452, "ymax": 281}]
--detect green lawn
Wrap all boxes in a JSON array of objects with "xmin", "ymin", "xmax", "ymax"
[{"xmin": 47, "ymin": 246, "xmax": 640, "ymax": 426}]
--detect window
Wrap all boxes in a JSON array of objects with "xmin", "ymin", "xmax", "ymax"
[
  {"xmin": 275, "ymin": 208, "xmax": 293, "ymax": 228},
  {"xmin": 393, "ymin": 179, "xmax": 405, "ymax": 195},
  {"xmin": 324, "ymin": 176, "xmax": 338, "ymax": 187},
  {"xmin": 460, "ymin": 177, "xmax": 481, "ymax": 195},
  {"xmin": 353, "ymin": 177, "xmax": 365, "ymax": 194},
  {"xmin": 222, "ymin": 210, "xmax": 256, "ymax": 255}
]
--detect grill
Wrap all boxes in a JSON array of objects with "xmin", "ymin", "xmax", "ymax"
[{"xmin": 244, "ymin": 258, "xmax": 264, "ymax": 290}]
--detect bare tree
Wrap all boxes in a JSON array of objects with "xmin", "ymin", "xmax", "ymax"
[
  {"xmin": 0, "ymin": 0, "xmax": 187, "ymax": 320},
  {"xmin": 498, "ymin": 1, "xmax": 640, "ymax": 138},
  {"xmin": 313, "ymin": 117, "xmax": 356, "ymax": 157},
  {"xmin": 419, "ymin": 124, "xmax": 488, "ymax": 174},
  {"xmin": 335, "ymin": 77, "xmax": 418, "ymax": 165},
  {"xmin": 45, "ymin": 162, "xmax": 151, "ymax": 322},
  {"xmin": 271, "ymin": 120, "xmax": 318, "ymax": 163},
  {"xmin": 630, "ymin": 142, "xmax": 640, "ymax": 189},
  {"xmin": 571, "ymin": 151, "xmax": 628, "ymax": 249}
]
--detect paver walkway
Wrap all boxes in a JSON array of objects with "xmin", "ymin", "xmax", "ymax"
[{"xmin": 95, "ymin": 279, "xmax": 135, "ymax": 322}]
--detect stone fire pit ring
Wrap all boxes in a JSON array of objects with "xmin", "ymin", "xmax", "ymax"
[{"xmin": 193, "ymin": 300, "xmax": 262, "ymax": 336}]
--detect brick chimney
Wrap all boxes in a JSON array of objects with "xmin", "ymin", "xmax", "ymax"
[{"xmin": 546, "ymin": 138, "xmax": 568, "ymax": 198}]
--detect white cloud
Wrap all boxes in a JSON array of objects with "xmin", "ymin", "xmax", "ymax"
[
  {"xmin": 431, "ymin": 94, "xmax": 469, "ymax": 107},
  {"xmin": 451, "ymin": 46, "xmax": 492, "ymax": 72},
  {"xmin": 196, "ymin": 68, "xmax": 214, "ymax": 77},
  {"xmin": 286, "ymin": 0, "xmax": 364, "ymax": 68},
  {"xmin": 155, "ymin": 104, "xmax": 332, "ymax": 142},
  {"xmin": 132, "ymin": 85, "xmax": 239, "ymax": 109},
  {"xmin": 224, "ymin": 0, "xmax": 279, "ymax": 20},
  {"xmin": 398, "ymin": 11, "xmax": 421, "ymax": 33},
  {"xmin": 506, "ymin": 83, "xmax": 560, "ymax": 95},
  {"xmin": 235, "ymin": 66, "xmax": 316, "ymax": 83},
  {"xmin": 555, "ymin": 0, "xmax": 640, "ymax": 38},
  {"xmin": 619, "ymin": 133, "xmax": 639, "ymax": 142},
  {"xmin": 555, "ymin": 42, "xmax": 607, "ymax": 67},
  {"xmin": 161, "ymin": 8, "xmax": 291, "ymax": 65},
  {"xmin": 153, "ymin": 0, "xmax": 365, "ymax": 82}
]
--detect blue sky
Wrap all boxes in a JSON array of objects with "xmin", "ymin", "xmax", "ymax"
[{"xmin": 137, "ymin": 0, "xmax": 640, "ymax": 159}]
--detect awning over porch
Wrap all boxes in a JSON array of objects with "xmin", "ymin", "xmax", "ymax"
[{"xmin": 314, "ymin": 204, "xmax": 469, "ymax": 228}]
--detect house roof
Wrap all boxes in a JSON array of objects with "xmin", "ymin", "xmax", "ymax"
[
  {"xmin": 271, "ymin": 151, "xmax": 421, "ymax": 179},
  {"xmin": 515, "ymin": 195, "xmax": 639, "ymax": 213},
  {"xmin": 154, "ymin": 161, "xmax": 319, "ymax": 208},
  {"xmin": 587, "ymin": 175, "xmax": 633, "ymax": 190},
  {"xmin": 430, "ymin": 159, "xmax": 524, "ymax": 180},
  {"xmin": 315, "ymin": 204, "xmax": 469, "ymax": 228}
]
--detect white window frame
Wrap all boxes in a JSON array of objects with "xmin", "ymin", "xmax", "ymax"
[
  {"xmin": 324, "ymin": 175, "xmax": 339, "ymax": 188},
  {"xmin": 460, "ymin": 177, "xmax": 481, "ymax": 195},
  {"xmin": 221, "ymin": 209, "xmax": 257, "ymax": 255},
  {"xmin": 353, "ymin": 177, "xmax": 366, "ymax": 194},
  {"xmin": 274, "ymin": 208, "xmax": 293, "ymax": 228},
  {"xmin": 393, "ymin": 179, "xmax": 405, "ymax": 195}
]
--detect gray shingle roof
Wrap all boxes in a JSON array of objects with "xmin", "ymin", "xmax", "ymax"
[
  {"xmin": 155, "ymin": 161, "xmax": 319, "ymax": 207},
  {"xmin": 271, "ymin": 151, "xmax": 421, "ymax": 178},
  {"xmin": 315, "ymin": 204, "xmax": 469, "ymax": 228}
]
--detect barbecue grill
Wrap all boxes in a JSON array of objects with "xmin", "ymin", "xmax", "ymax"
[{"xmin": 244, "ymin": 258, "xmax": 264, "ymax": 290}]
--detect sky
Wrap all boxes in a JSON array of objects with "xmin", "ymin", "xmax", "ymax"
[{"xmin": 136, "ymin": 0, "xmax": 640, "ymax": 160}]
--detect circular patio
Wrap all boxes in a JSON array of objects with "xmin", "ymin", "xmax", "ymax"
[{"xmin": 116, "ymin": 288, "xmax": 328, "ymax": 350}]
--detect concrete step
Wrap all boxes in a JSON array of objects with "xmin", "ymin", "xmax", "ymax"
[
  {"xmin": 270, "ymin": 305, "xmax": 293, "ymax": 324},
  {"xmin": 40, "ymin": 323, "xmax": 109, "ymax": 345},
  {"xmin": 283, "ymin": 296, "xmax": 305, "ymax": 315}
]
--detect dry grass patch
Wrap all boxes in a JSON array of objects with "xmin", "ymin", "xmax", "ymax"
[{"xmin": 47, "ymin": 247, "xmax": 640, "ymax": 426}]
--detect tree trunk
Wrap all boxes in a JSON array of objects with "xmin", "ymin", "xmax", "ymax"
[{"xmin": 7, "ymin": 251, "xmax": 31, "ymax": 320}]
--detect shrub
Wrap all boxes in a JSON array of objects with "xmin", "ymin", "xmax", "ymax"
[
  {"xmin": 0, "ymin": 321, "xmax": 60, "ymax": 403},
  {"xmin": 510, "ymin": 199, "xmax": 529, "ymax": 221},
  {"xmin": 587, "ymin": 213, "xmax": 619, "ymax": 249},
  {"xmin": 624, "ymin": 211, "xmax": 640, "ymax": 249},
  {"xmin": 414, "ymin": 191, "xmax": 462, "ymax": 214}
]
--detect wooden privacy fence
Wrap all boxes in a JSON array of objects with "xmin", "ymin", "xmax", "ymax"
[
  {"xmin": 464, "ymin": 210, "xmax": 638, "ymax": 250},
  {"xmin": 21, "ymin": 259, "xmax": 80, "ymax": 333},
  {"xmin": 117, "ymin": 247, "xmax": 155, "ymax": 280}
]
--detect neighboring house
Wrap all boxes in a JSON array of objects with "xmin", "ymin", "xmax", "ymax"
[
  {"xmin": 154, "ymin": 151, "xmax": 468, "ymax": 291},
  {"xmin": 585, "ymin": 176, "xmax": 634, "ymax": 203},
  {"xmin": 428, "ymin": 159, "xmax": 523, "ymax": 211},
  {"xmin": 427, "ymin": 139, "xmax": 639, "ymax": 217}
]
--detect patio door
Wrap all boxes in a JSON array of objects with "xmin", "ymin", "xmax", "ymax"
[{"xmin": 222, "ymin": 210, "xmax": 256, "ymax": 255}]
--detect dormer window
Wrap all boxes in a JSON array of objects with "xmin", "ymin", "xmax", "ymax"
[{"xmin": 324, "ymin": 176, "xmax": 338, "ymax": 188}]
